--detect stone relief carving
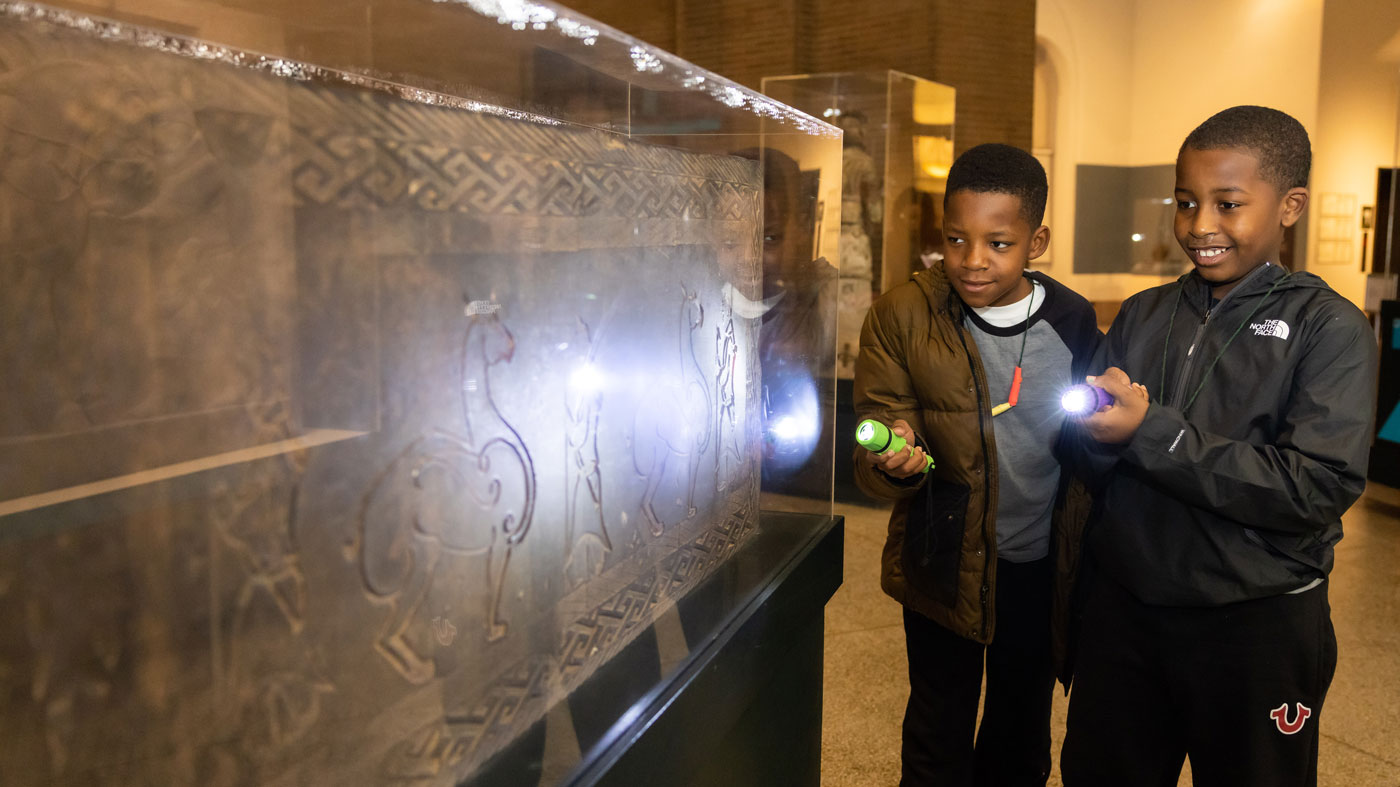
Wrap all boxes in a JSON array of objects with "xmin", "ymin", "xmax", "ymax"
[
  {"xmin": 564, "ymin": 318, "xmax": 611, "ymax": 589},
  {"xmin": 350, "ymin": 310, "xmax": 536, "ymax": 685},
  {"xmin": 633, "ymin": 285, "xmax": 714, "ymax": 537},
  {"xmin": 0, "ymin": 9, "xmax": 768, "ymax": 785}
]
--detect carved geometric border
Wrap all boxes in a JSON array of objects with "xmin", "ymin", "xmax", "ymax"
[{"xmin": 377, "ymin": 478, "xmax": 760, "ymax": 783}]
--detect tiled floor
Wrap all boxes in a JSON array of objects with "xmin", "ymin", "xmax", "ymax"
[{"xmin": 821, "ymin": 484, "xmax": 1400, "ymax": 786}]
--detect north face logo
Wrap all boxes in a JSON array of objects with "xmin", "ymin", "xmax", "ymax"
[
  {"xmin": 1270, "ymin": 702, "xmax": 1312, "ymax": 734},
  {"xmin": 1250, "ymin": 319, "xmax": 1290, "ymax": 340}
]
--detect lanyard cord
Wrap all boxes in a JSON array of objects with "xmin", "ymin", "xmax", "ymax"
[
  {"xmin": 991, "ymin": 282, "xmax": 1035, "ymax": 416},
  {"xmin": 1158, "ymin": 284, "xmax": 1186, "ymax": 405},
  {"xmin": 1014, "ymin": 282, "xmax": 1033, "ymax": 368},
  {"xmin": 1159, "ymin": 273, "xmax": 1290, "ymax": 414}
]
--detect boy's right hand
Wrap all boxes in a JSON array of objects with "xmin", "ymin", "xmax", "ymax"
[
  {"xmin": 860, "ymin": 418, "xmax": 931, "ymax": 479},
  {"xmin": 1079, "ymin": 368, "xmax": 1151, "ymax": 444}
]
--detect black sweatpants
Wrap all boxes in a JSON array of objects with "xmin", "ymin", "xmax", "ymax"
[
  {"xmin": 1060, "ymin": 574, "xmax": 1336, "ymax": 787},
  {"xmin": 901, "ymin": 556, "xmax": 1054, "ymax": 787}
]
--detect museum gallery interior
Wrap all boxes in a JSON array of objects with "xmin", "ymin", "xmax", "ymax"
[{"xmin": 1, "ymin": 0, "xmax": 1399, "ymax": 785}]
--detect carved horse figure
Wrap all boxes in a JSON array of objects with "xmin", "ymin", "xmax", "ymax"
[
  {"xmin": 633, "ymin": 285, "xmax": 712, "ymax": 536},
  {"xmin": 352, "ymin": 311, "xmax": 535, "ymax": 684}
]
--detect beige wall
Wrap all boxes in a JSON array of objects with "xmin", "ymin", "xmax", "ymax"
[
  {"xmin": 1128, "ymin": 0, "xmax": 1323, "ymax": 167},
  {"xmin": 1037, "ymin": 0, "xmax": 1330, "ymax": 304},
  {"xmin": 1312, "ymin": 0, "xmax": 1400, "ymax": 306},
  {"xmin": 1035, "ymin": 0, "xmax": 1136, "ymax": 299}
]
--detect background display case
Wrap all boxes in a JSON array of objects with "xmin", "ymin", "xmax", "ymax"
[
  {"xmin": 1365, "ymin": 70, "xmax": 1400, "ymax": 488},
  {"xmin": 762, "ymin": 71, "xmax": 956, "ymax": 380},
  {"xmin": 0, "ymin": 2, "xmax": 841, "ymax": 784},
  {"xmin": 762, "ymin": 70, "xmax": 953, "ymax": 501}
]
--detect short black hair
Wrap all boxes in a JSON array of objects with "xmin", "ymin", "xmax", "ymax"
[
  {"xmin": 944, "ymin": 143, "xmax": 1048, "ymax": 226},
  {"xmin": 1180, "ymin": 105, "xmax": 1311, "ymax": 191}
]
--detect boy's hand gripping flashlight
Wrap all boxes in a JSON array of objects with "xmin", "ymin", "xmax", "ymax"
[
  {"xmin": 1060, "ymin": 383, "xmax": 1114, "ymax": 417},
  {"xmin": 856, "ymin": 419, "xmax": 935, "ymax": 474}
]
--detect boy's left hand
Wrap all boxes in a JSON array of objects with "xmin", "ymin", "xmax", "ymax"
[{"xmin": 1077, "ymin": 367, "xmax": 1150, "ymax": 444}]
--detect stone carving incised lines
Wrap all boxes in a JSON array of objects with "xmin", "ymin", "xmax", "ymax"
[
  {"xmin": 21, "ymin": 540, "xmax": 125, "ymax": 778},
  {"xmin": 557, "ymin": 485, "xmax": 756, "ymax": 682},
  {"xmin": 564, "ymin": 317, "xmax": 610, "ymax": 589},
  {"xmin": 207, "ymin": 455, "xmax": 337, "ymax": 760},
  {"xmin": 291, "ymin": 127, "xmax": 757, "ymax": 221},
  {"xmin": 209, "ymin": 471, "xmax": 307, "ymax": 650},
  {"xmin": 0, "ymin": 13, "xmax": 773, "ymax": 784},
  {"xmin": 633, "ymin": 285, "xmax": 713, "ymax": 537},
  {"xmin": 380, "ymin": 658, "xmax": 550, "ymax": 782},
  {"xmin": 252, "ymin": 661, "xmax": 335, "ymax": 752},
  {"xmin": 714, "ymin": 291, "xmax": 746, "ymax": 494},
  {"xmin": 350, "ymin": 310, "xmax": 536, "ymax": 684}
]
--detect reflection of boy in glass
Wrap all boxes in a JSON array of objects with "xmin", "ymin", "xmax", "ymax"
[
  {"xmin": 748, "ymin": 148, "xmax": 837, "ymax": 497},
  {"xmin": 854, "ymin": 144, "xmax": 1099, "ymax": 785}
]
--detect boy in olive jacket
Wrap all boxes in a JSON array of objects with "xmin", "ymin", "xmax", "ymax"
[{"xmin": 854, "ymin": 144, "xmax": 1099, "ymax": 786}]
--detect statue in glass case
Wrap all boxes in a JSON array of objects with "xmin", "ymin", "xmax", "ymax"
[
  {"xmin": 836, "ymin": 111, "xmax": 883, "ymax": 379},
  {"xmin": 837, "ymin": 111, "xmax": 884, "ymax": 282}
]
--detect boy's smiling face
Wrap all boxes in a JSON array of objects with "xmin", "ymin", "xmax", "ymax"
[
  {"xmin": 1173, "ymin": 146, "xmax": 1308, "ymax": 299},
  {"xmin": 942, "ymin": 189, "xmax": 1048, "ymax": 309}
]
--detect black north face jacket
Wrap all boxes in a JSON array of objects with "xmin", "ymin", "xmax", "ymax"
[{"xmin": 1083, "ymin": 262, "xmax": 1377, "ymax": 607}]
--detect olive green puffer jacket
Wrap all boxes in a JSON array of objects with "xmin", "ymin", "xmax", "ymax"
[{"xmin": 853, "ymin": 264, "xmax": 1095, "ymax": 688}]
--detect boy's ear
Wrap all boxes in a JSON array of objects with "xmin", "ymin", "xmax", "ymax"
[
  {"xmin": 1028, "ymin": 224, "xmax": 1051, "ymax": 261},
  {"xmin": 1280, "ymin": 187, "xmax": 1309, "ymax": 228}
]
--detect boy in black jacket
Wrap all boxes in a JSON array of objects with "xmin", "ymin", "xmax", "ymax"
[{"xmin": 1059, "ymin": 106, "xmax": 1378, "ymax": 787}]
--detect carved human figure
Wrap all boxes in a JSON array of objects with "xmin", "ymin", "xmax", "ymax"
[
  {"xmin": 633, "ymin": 285, "xmax": 713, "ymax": 536},
  {"xmin": 714, "ymin": 296, "xmax": 746, "ymax": 493},
  {"xmin": 564, "ymin": 318, "xmax": 611, "ymax": 587}
]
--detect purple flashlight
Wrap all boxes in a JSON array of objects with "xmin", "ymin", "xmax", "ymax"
[{"xmin": 1061, "ymin": 383, "xmax": 1114, "ymax": 417}]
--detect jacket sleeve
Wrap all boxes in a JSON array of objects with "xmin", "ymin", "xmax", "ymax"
[
  {"xmin": 852, "ymin": 296, "xmax": 929, "ymax": 500},
  {"xmin": 1119, "ymin": 304, "xmax": 1377, "ymax": 535},
  {"xmin": 1064, "ymin": 299, "xmax": 1132, "ymax": 481},
  {"xmin": 1068, "ymin": 298, "xmax": 1105, "ymax": 381}
]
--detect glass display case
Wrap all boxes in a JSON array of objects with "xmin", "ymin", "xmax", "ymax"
[
  {"xmin": 1366, "ymin": 68, "xmax": 1400, "ymax": 487},
  {"xmin": 762, "ymin": 71, "xmax": 956, "ymax": 379},
  {"xmin": 0, "ymin": 2, "xmax": 841, "ymax": 784}
]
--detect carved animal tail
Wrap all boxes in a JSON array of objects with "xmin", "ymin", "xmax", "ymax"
[
  {"xmin": 495, "ymin": 429, "xmax": 536, "ymax": 546},
  {"xmin": 696, "ymin": 393, "xmax": 714, "ymax": 455},
  {"xmin": 690, "ymin": 349, "xmax": 714, "ymax": 457}
]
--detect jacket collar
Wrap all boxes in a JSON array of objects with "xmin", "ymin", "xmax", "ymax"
[
  {"xmin": 912, "ymin": 262, "xmax": 964, "ymax": 321},
  {"xmin": 1177, "ymin": 261, "xmax": 1286, "ymax": 313},
  {"xmin": 913, "ymin": 263, "xmax": 1047, "ymax": 322}
]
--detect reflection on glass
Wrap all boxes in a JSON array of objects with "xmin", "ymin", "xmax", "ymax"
[
  {"xmin": 762, "ymin": 71, "xmax": 957, "ymax": 380},
  {"xmin": 748, "ymin": 146, "xmax": 838, "ymax": 504}
]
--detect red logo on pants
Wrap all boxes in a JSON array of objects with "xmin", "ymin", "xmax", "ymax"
[{"xmin": 1270, "ymin": 702, "xmax": 1312, "ymax": 735}]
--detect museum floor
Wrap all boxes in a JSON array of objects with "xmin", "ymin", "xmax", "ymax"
[{"xmin": 821, "ymin": 483, "xmax": 1400, "ymax": 786}]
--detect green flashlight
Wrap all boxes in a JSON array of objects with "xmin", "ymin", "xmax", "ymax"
[{"xmin": 856, "ymin": 419, "xmax": 934, "ymax": 473}]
